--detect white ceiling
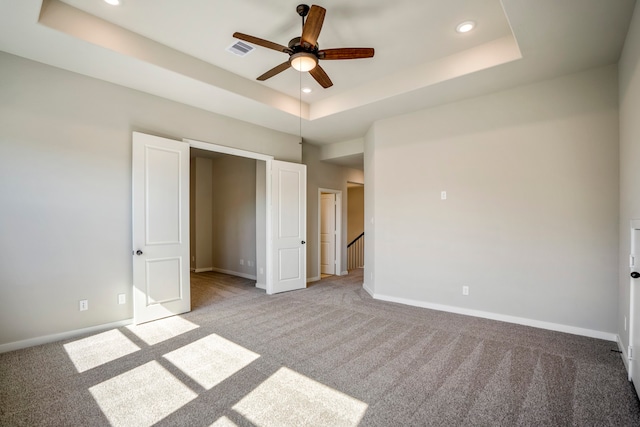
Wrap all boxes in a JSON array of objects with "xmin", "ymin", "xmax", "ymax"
[{"xmin": 0, "ymin": 0, "xmax": 636, "ymax": 157}]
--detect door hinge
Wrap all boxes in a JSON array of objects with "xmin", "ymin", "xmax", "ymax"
[
  {"xmin": 629, "ymin": 346, "xmax": 633, "ymax": 360},
  {"xmin": 631, "ymin": 254, "xmax": 636, "ymax": 268}
]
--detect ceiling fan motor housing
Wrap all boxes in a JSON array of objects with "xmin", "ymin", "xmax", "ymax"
[{"xmin": 288, "ymin": 36, "xmax": 319, "ymax": 54}]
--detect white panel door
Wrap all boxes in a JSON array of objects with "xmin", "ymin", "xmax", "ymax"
[
  {"xmin": 320, "ymin": 193, "xmax": 336, "ymax": 275},
  {"xmin": 269, "ymin": 160, "xmax": 306, "ymax": 294},
  {"xmin": 132, "ymin": 132, "xmax": 190, "ymax": 324},
  {"xmin": 631, "ymin": 226, "xmax": 640, "ymax": 393}
]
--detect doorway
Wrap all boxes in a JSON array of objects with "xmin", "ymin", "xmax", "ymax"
[
  {"xmin": 189, "ymin": 149, "xmax": 261, "ymax": 283},
  {"xmin": 186, "ymin": 138, "xmax": 307, "ymax": 295},
  {"xmin": 318, "ymin": 189, "xmax": 342, "ymax": 278},
  {"xmin": 347, "ymin": 182, "xmax": 365, "ymax": 270},
  {"xmin": 132, "ymin": 133, "xmax": 307, "ymax": 324}
]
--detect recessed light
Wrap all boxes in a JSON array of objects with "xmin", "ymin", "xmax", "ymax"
[
  {"xmin": 301, "ymin": 87, "xmax": 312, "ymax": 94},
  {"xmin": 104, "ymin": 0, "xmax": 121, "ymax": 5},
  {"xmin": 456, "ymin": 21, "xmax": 475, "ymax": 33}
]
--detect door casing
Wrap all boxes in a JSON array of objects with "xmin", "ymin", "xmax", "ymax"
[{"xmin": 320, "ymin": 193, "xmax": 336, "ymax": 275}]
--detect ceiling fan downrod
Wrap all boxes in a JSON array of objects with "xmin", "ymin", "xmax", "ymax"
[{"xmin": 296, "ymin": 4, "xmax": 310, "ymax": 27}]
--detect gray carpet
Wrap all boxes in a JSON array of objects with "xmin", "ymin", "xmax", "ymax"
[{"xmin": 1, "ymin": 269, "xmax": 639, "ymax": 426}]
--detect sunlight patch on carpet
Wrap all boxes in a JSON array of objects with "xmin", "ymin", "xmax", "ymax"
[
  {"xmin": 209, "ymin": 416, "xmax": 240, "ymax": 426},
  {"xmin": 89, "ymin": 360, "xmax": 197, "ymax": 427},
  {"xmin": 63, "ymin": 329, "xmax": 140, "ymax": 373},
  {"xmin": 163, "ymin": 333, "xmax": 260, "ymax": 390},
  {"xmin": 126, "ymin": 316, "xmax": 199, "ymax": 345},
  {"xmin": 233, "ymin": 367, "xmax": 368, "ymax": 426}
]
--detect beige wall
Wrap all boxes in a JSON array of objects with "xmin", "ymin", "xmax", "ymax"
[
  {"xmin": 303, "ymin": 143, "xmax": 364, "ymax": 280},
  {"xmin": 0, "ymin": 52, "xmax": 300, "ymax": 347},
  {"xmin": 194, "ymin": 157, "xmax": 214, "ymax": 270},
  {"xmin": 211, "ymin": 155, "xmax": 257, "ymax": 277},
  {"xmin": 190, "ymin": 157, "xmax": 196, "ymax": 270},
  {"xmin": 618, "ymin": 3, "xmax": 640, "ymax": 353},
  {"xmin": 366, "ymin": 65, "xmax": 620, "ymax": 336},
  {"xmin": 347, "ymin": 185, "xmax": 365, "ymax": 243}
]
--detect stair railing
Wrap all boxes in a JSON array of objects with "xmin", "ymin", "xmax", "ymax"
[{"xmin": 347, "ymin": 232, "xmax": 365, "ymax": 270}]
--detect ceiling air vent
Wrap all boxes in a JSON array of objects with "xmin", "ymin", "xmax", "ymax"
[{"xmin": 227, "ymin": 41, "xmax": 254, "ymax": 57}]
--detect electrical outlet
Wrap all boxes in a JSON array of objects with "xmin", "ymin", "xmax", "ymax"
[
  {"xmin": 118, "ymin": 294, "xmax": 126, "ymax": 305},
  {"xmin": 462, "ymin": 286, "xmax": 469, "ymax": 296},
  {"xmin": 441, "ymin": 191, "xmax": 447, "ymax": 200},
  {"xmin": 259, "ymin": 267, "xmax": 264, "ymax": 275},
  {"xmin": 79, "ymin": 300, "xmax": 88, "ymax": 311},
  {"xmin": 192, "ymin": 256, "xmax": 195, "ymax": 262}
]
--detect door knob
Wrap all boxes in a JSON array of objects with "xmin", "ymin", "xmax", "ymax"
[
  {"xmin": 136, "ymin": 250, "xmax": 143, "ymax": 256},
  {"xmin": 632, "ymin": 271, "xmax": 640, "ymax": 279},
  {"xmin": 301, "ymin": 240, "xmax": 306, "ymax": 244}
]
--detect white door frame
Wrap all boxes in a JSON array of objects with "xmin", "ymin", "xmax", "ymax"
[
  {"xmin": 185, "ymin": 139, "xmax": 274, "ymax": 291},
  {"xmin": 629, "ymin": 219, "xmax": 640, "ymax": 382},
  {"xmin": 318, "ymin": 188, "xmax": 342, "ymax": 276}
]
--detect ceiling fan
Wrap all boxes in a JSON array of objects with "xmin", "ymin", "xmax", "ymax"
[{"xmin": 232, "ymin": 4, "xmax": 374, "ymax": 89}]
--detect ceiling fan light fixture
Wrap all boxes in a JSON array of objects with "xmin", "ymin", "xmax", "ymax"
[{"xmin": 290, "ymin": 52, "xmax": 317, "ymax": 72}]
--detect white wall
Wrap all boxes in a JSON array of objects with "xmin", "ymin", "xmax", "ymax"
[
  {"xmin": 303, "ymin": 143, "xmax": 364, "ymax": 280},
  {"xmin": 366, "ymin": 65, "xmax": 620, "ymax": 336},
  {"xmin": 619, "ymin": 3, "xmax": 640, "ymax": 353},
  {"xmin": 0, "ymin": 52, "xmax": 300, "ymax": 347},
  {"xmin": 363, "ymin": 125, "xmax": 376, "ymax": 294}
]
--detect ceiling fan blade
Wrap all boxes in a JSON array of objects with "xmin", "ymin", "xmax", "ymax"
[
  {"xmin": 233, "ymin": 32, "xmax": 292, "ymax": 54},
  {"xmin": 301, "ymin": 5, "xmax": 326, "ymax": 48},
  {"xmin": 318, "ymin": 48, "xmax": 375, "ymax": 60},
  {"xmin": 309, "ymin": 64, "xmax": 333, "ymax": 88},
  {"xmin": 257, "ymin": 61, "xmax": 291, "ymax": 81}
]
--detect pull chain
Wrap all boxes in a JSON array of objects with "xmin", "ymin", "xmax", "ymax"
[{"xmin": 299, "ymin": 69, "xmax": 302, "ymax": 144}]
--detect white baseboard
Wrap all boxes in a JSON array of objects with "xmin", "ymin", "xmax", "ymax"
[
  {"xmin": 362, "ymin": 282, "xmax": 374, "ymax": 297},
  {"xmin": 194, "ymin": 267, "xmax": 213, "ymax": 273},
  {"xmin": 371, "ymin": 292, "xmax": 616, "ymax": 342},
  {"xmin": 211, "ymin": 267, "xmax": 256, "ymax": 281},
  {"xmin": 307, "ymin": 276, "xmax": 321, "ymax": 283},
  {"xmin": 255, "ymin": 282, "xmax": 266, "ymax": 290},
  {"xmin": 0, "ymin": 318, "xmax": 133, "ymax": 354},
  {"xmin": 617, "ymin": 335, "xmax": 631, "ymax": 378}
]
